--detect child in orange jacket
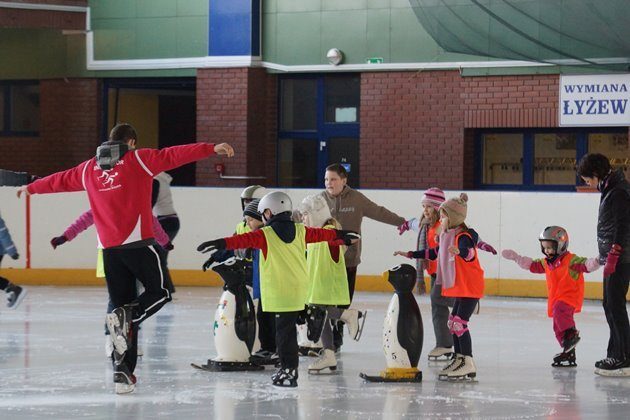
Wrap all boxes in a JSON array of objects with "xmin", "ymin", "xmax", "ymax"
[{"xmin": 502, "ymin": 226, "xmax": 600, "ymax": 367}]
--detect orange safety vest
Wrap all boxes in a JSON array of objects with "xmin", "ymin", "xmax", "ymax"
[
  {"xmin": 442, "ymin": 231, "xmax": 485, "ymax": 299},
  {"xmin": 426, "ymin": 221, "xmax": 440, "ymax": 276},
  {"xmin": 542, "ymin": 252, "xmax": 584, "ymax": 317}
]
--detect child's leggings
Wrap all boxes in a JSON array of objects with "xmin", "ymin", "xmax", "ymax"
[
  {"xmin": 552, "ymin": 300, "xmax": 576, "ymax": 346},
  {"xmin": 450, "ymin": 297, "xmax": 479, "ymax": 357}
]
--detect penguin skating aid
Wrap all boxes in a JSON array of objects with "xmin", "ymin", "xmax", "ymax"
[
  {"xmin": 191, "ymin": 258, "xmax": 264, "ymax": 372},
  {"xmin": 360, "ymin": 264, "xmax": 423, "ymax": 383}
]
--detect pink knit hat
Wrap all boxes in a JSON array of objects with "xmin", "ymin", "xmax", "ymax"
[
  {"xmin": 440, "ymin": 193, "xmax": 468, "ymax": 228},
  {"xmin": 421, "ymin": 187, "xmax": 446, "ymax": 209}
]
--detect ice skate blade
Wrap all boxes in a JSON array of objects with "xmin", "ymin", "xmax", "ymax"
[
  {"xmin": 191, "ymin": 360, "xmax": 265, "ymax": 372},
  {"xmin": 428, "ymin": 354, "xmax": 454, "ymax": 362},
  {"xmin": 552, "ymin": 362, "xmax": 577, "ymax": 368},
  {"xmin": 271, "ymin": 380, "xmax": 298, "ymax": 388},
  {"xmin": 594, "ymin": 367, "xmax": 630, "ymax": 377},
  {"xmin": 308, "ymin": 366, "xmax": 337, "ymax": 375},
  {"xmin": 447, "ymin": 373, "xmax": 477, "ymax": 382},
  {"xmin": 115, "ymin": 383, "xmax": 135, "ymax": 394},
  {"xmin": 352, "ymin": 311, "xmax": 367, "ymax": 341}
]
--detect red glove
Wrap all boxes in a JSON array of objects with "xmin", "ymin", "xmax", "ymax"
[
  {"xmin": 50, "ymin": 235, "xmax": 68, "ymax": 249},
  {"xmin": 604, "ymin": 244, "xmax": 623, "ymax": 277}
]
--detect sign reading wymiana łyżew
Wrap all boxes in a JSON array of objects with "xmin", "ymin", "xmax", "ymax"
[{"xmin": 559, "ymin": 74, "xmax": 630, "ymax": 126}]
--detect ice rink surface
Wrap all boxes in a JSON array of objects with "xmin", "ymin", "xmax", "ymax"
[{"xmin": 1, "ymin": 286, "xmax": 629, "ymax": 419}]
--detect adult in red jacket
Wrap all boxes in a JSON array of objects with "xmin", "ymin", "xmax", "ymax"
[{"xmin": 17, "ymin": 123, "xmax": 234, "ymax": 394}]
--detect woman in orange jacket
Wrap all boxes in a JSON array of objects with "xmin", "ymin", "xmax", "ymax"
[{"xmin": 502, "ymin": 226, "xmax": 600, "ymax": 368}]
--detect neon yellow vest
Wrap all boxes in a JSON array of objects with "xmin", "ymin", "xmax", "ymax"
[
  {"xmin": 259, "ymin": 223, "xmax": 308, "ymax": 312},
  {"xmin": 307, "ymin": 225, "xmax": 350, "ymax": 306},
  {"xmin": 96, "ymin": 249, "xmax": 105, "ymax": 278},
  {"xmin": 235, "ymin": 220, "xmax": 251, "ymax": 235}
]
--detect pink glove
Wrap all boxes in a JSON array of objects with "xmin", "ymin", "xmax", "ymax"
[
  {"xmin": 397, "ymin": 218, "xmax": 415, "ymax": 235},
  {"xmin": 604, "ymin": 244, "xmax": 622, "ymax": 277},
  {"xmin": 477, "ymin": 240, "xmax": 497, "ymax": 255},
  {"xmin": 502, "ymin": 249, "xmax": 533, "ymax": 270}
]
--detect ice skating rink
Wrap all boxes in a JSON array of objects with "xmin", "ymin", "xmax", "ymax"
[{"xmin": 1, "ymin": 286, "xmax": 629, "ymax": 419}]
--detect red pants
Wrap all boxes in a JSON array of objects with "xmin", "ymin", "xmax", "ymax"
[{"xmin": 552, "ymin": 300, "xmax": 576, "ymax": 346}]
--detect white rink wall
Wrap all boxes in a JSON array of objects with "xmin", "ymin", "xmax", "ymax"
[{"xmin": 0, "ymin": 186, "xmax": 602, "ymax": 282}]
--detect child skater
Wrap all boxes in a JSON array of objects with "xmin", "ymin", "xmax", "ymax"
[
  {"xmin": 502, "ymin": 226, "xmax": 600, "ymax": 367},
  {"xmin": 197, "ymin": 191, "xmax": 359, "ymax": 387},
  {"xmin": 298, "ymin": 194, "xmax": 366, "ymax": 374},
  {"xmin": 0, "ymin": 211, "xmax": 26, "ymax": 308},
  {"xmin": 202, "ymin": 199, "xmax": 279, "ymax": 365},
  {"xmin": 19, "ymin": 122, "xmax": 234, "ymax": 394},
  {"xmin": 395, "ymin": 193, "xmax": 484, "ymax": 381}
]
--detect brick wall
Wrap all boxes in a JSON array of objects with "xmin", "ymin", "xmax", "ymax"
[
  {"xmin": 196, "ymin": 68, "xmax": 277, "ymax": 187},
  {"xmin": 0, "ymin": 1, "xmax": 87, "ymax": 30},
  {"xmin": 361, "ymin": 71, "xmax": 560, "ymax": 189},
  {"xmin": 0, "ymin": 78, "xmax": 100, "ymax": 177}
]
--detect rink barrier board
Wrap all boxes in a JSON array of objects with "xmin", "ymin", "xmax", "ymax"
[{"xmin": 0, "ymin": 268, "xmax": 608, "ymax": 300}]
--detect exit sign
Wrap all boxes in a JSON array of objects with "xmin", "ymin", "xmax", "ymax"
[{"xmin": 366, "ymin": 57, "xmax": 383, "ymax": 64}]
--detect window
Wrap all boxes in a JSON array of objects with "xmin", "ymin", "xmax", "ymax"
[
  {"xmin": 280, "ymin": 79, "xmax": 317, "ymax": 131},
  {"xmin": 324, "ymin": 75, "xmax": 359, "ymax": 123},
  {"xmin": 478, "ymin": 128, "xmax": 628, "ymax": 190},
  {"xmin": 0, "ymin": 82, "xmax": 40, "ymax": 135}
]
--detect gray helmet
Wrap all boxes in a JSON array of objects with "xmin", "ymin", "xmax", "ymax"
[
  {"xmin": 257, "ymin": 191, "xmax": 292, "ymax": 219},
  {"xmin": 539, "ymin": 226, "xmax": 569, "ymax": 255},
  {"xmin": 240, "ymin": 185, "xmax": 267, "ymax": 210}
]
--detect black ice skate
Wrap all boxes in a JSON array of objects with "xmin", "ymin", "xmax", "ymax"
[
  {"xmin": 562, "ymin": 328, "xmax": 580, "ymax": 353},
  {"xmin": 594, "ymin": 358, "xmax": 630, "ymax": 377},
  {"xmin": 271, "ymin": 367, "xmax": 298, "ymax": 387},
  {"xmin": 250, "ymin": 350, "xmax": 280, "ymax": 366},
  {"xmin": 552, "ymin": 349, "xmax": 577, "ymax": 367},
  {"xmin": 113, "ymin": 363, "xmax": 137, "ymax": 394},
  {"xmin": 106, "ymin": 305, "xmax": 134, "ymax": 362},
  {"xmin": 305, "ymin": 305, "xmax": 328, "ymax": 342},
  {"xmin": 6, "ymin": 284, "xmax": 26, "ymax": 309}
]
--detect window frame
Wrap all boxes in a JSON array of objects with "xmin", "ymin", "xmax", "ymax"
[
  {"xmin": 0, "ymin": 80, "xmax": 40, "ymax": 137},
  {"xmin": 475, "ymin": 127, "xmax": 626, "ymax": 191}
]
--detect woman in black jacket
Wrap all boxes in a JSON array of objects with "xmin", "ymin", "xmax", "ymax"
[{"xmin": 577, "ymin": 153, "xmax": 630, "ymax": 376}]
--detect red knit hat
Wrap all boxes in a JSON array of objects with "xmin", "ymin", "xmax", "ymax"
[{"xmin": 421, "ymin": 187, "xmax": 446, "ymax": 209}]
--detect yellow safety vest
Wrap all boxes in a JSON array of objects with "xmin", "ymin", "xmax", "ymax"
[{"xmin": 306, "ymin": 225, "xmax": 350, "ymax": 306}]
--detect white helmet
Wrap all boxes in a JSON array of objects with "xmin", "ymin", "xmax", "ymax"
[
  {"xmin": 258, "ymin": 191, "xmax": 292, "ymax": 218},
  {"xmin": 539, "ymin": 226, "xmax": 569, "ymax": 255},
  {"xmin": 240, "ymin": 185, "xmax": 267, "ymax": 210},
  {"xmin": 298, "ymin": 194, "xmax": 332, "ymax": 228}
]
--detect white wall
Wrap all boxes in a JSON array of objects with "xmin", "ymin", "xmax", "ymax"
[{"xmin": 0, "ymin": 186, "xmax": 602, "ymax": 282}]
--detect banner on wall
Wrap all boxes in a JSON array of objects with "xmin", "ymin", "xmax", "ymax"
[{"xmin": 560, "ymin": 74, "xmax": 630, "ymax": 127}]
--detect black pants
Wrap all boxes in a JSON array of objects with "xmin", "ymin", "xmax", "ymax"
[
  {"xmin": 103, "ymin": 245, "xmax": 172, "ymax": 373},
  {"xmin": 275, "ymin": 312, "xmax": 299, "ymax": 369},
  {"xmin": 157, "ymin": 216, "xmax": 180, "ymax": 293},
  {"xmin": 333, "ymin": 266, "xmax": 358, "ymax": 349},
  {"xmin": 451, "ymin": 297, "xmax": 479, "ymax": 357},
  {"xmin": 603, "ymin": 263, "xmax": 630, "ymax": 360},
  {"xmin": 257, "ymin": 300, "xmax": 276, "ymax": 352}
]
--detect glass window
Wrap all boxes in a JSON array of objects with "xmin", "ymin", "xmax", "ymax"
[
  {"xmin": 0, "ymin": 86, "xmax": 4, "ymax": 132},
  {"xmin": 482, "ymin": 133, "xmax": 523, "ymax": 185},
  {"xmin": 589, "ymin": 132, "xmax": 630, "ymax": 178},
  {"xmin": 324, "ymin": 75, "xmax": 359, "ymax": 123},
  {"xmin": 280, "ymin": 79, "xmax": 317, "ymax": 131},
  {"xmin": 10, "ymin": 84, "xmax": 40, "ymax": 132},
  {"xmin": 534, "ymin": 133, "xmax": 577, "ymax": 185},
  {"xmin": 278, "ymin": 138, "xmax": 318, "ymax": 187}
]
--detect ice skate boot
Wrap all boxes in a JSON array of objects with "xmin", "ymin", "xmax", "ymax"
[
  {"xmin": 251, "ymin": 350, "xmax": 280, "ymax": 365},
  {"xmin": 305, "ymin": 305, "xmax": 328, "ymax": 342},
  {"xmin": 105, "ymin": 335, "xmax": 114, "ymax": 358},
  {"xmin": 595, "ymin": 358, "xmax": 630, "ymax": 377},
  {"xmin": 552, "ymin": 349, "xmax": 577, "ymax": 367},
  {"xmin": 113, "ymin": 364, "xmax": 137, "ymax": 394},
  {"xmin": 340, "ymin": 309, "xmax": 367, "ymax": 341},
  {"xmin": 271, "ymin": 367, "xmax": 298, "ymax": 387},
  {"xmin": 308, "ymin": 349, "xmax": 337, "ymax": 374},
  {"xmin": 562, "ymin": 328, "xmax": 580, "ymax": 353},
  {"xmin": 438, "ymin": 354, "xmax": 463, "ymax": 380},
  {"xmin": 447, "ymin": 355, "xmax": 476, "ymax": 381},
  {"xmin": 428, "ymin": 346, "xmax": 454, "ymax": 361},
  {"xmin": 106, "ymin": 304, "xmax": 134, "ymax": 361},
  {"xmin": 6, "ymin": 284, "xmax": 26, "ymax": 309}
]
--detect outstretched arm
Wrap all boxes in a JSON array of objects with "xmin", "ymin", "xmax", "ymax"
[
  {"xmin": 502, "ymin": 249, "xmax": 545, "ymax": 273},
  {"xmin": 569, "ymin": 255, "xmax": 601, "ymax": 274}
]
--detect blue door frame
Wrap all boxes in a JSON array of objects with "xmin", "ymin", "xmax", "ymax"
[
  {"xmin": 474, "ymin": 127, "xmax": 626, "ymax": 191},
  {"xmin": 278, "ymin": 75, "xmax": 360, "ymax": 188}
]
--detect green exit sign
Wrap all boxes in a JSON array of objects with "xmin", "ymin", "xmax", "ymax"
[{"xmin": 366, "ymin": 57, "xmax": 384, "ymax": 64}]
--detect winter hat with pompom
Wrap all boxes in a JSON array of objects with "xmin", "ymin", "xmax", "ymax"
[
  {"xmin": 298, "ymin": 194, "xmax": 332, "ymax": 228},
  {"xmin": 439, "ymin": 193, "xmax": 468, "ymax": 228},
  {"xmin": 421, "ymin": 187, "xmax": 446, "ymax": 209}
]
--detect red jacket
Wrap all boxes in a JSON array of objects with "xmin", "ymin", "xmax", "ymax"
[{"xmin": 28, "ymin": 144, "xmax": 216, "ymax": 248}]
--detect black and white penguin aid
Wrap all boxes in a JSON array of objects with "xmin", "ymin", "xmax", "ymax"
[
  {"xmin": 192, "ymin": 258, "xmax": 264, "ymax": 372},
  {"xmin": 360, "ymin": 263, "xmax": 423, "ymax": 382}
]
